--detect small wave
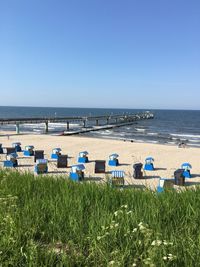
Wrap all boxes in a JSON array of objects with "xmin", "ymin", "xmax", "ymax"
[
  {"xmin": 171, "ymin": 133, "xmax": 200, "ymax": 139},
  {"xmin": 147, "ymin": 132, "xmax": 158, "ymax": 136},
  {"xmin": 135, "ymin": 128, "xmax": 146, "ymax": 132}
]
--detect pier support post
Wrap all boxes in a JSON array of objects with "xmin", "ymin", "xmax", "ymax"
[
  {"xmin": 16, "ymin": 123, "xmax": 20, "ymax": 134},
  {"xmin": 45, "ymin": 121, "xmax": 48, "ymax": 133},
  {"xmin": 96, "ymin": 119, "xmax": 99, "ymax": 126},
  {"xmin": 67, "ymin": 122, "xmax": 69, "ymax": 131}
]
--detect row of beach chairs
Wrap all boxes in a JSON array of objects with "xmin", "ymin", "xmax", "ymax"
[{"xmin": 0, "ymin": 143, "xmax": 193, "ymax": 189}]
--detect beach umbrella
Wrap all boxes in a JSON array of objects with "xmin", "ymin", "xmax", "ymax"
[{"xmin": 181, "ymin": 163, "xmax": 192, "ymax": 170}]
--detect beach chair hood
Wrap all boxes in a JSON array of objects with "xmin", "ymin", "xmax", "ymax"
[
  {"xmin": 79, "ymin": 151, "xmax": 89, "ymax": 157},
  {"xmin": 25, "ymin": 145, "xmax": 34, "ymax": 150},
  {"xmin": 52, "ymin": 148, "xmax": 62, "ymax": 153},
  {"xmin": 71, "ymin": 164, "xmax": 85, "ymax": 172},
  {"xmin": 109, "ymin": 153, "xmax": 119, "ymax": 159},
  {"xmin": 181, "ymin": 163, "xmax": 192, "ymax": 169}
]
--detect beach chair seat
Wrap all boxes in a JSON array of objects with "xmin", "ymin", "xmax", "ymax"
[
  {"xmin": 95, "ymin": 160, "xmax": 106, "ymax": 173},
  {"xmin": 78, "ymin": 151, "xmax": 89, "ymax": 163},
  {"xmin": 174, "ymin": 169, "xmax": 185, "ymax": 186},
  {"xmin": 110, "ymin": 170, "xmax": 125, "ymax": 187},
  {"xmin": 108, "ymin": 154, "xmax": 119, "ymax": 166},
  {"xmin": 34, "ymin": 159, "xmax": 48, "ymax": 174},
  {"xmin": 34, "ymin": 150, "xmax": 44, "ymax": 162},
  {"xmin": 144, "ymin": 157, "xmax": 155, "ymax": 171},
  {"xmin": 70, "ymin": 164, "xmax": 85, "ymax": 181},
  {"xmin": 51, "ymin": 148, "xmax": 62, "ymax": 160},
  {"xmin": 133, "ymin": 163, "xmax": 143, "ymax": 179},
  {"xmin": 57, "ymin": 154, "xmax": 68, "ymax": 168},
  {"xmin": 157, "ymin": 178, "xmax": 174, "ymax": 193}
]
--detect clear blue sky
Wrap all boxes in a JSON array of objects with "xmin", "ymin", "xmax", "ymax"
[{"xmin": 0, "ymin": 0, "xmax": 200, "ymax": 109}]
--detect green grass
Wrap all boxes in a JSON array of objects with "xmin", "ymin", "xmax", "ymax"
[{"xmin": 1, "ymin": 170, "xmax": 200, "ymax": 266}]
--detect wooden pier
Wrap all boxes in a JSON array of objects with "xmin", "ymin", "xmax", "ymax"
[{"xmin": 0, "ymin": 111, "xmax": 154, "ymax": 134}]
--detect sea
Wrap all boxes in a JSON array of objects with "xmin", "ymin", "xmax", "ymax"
[{"xmin": 0, "ymin": 106, "xmax": 200, "ymax": 147}]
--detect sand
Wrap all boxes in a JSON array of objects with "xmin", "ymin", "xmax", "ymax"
[{"xmin": 0, "ymin": 132, "xmax": 200, "ymax": 189}]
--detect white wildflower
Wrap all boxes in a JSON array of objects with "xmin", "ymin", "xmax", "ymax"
[
  {"xmin": 151, "ymin": 240, "xmax": 162, "ymax": 246},
  {"xmin": 127, "ymin": 211, "xmax": 132, "ymax": 215}
]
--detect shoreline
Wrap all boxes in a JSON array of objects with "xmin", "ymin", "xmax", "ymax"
[{"xmin": 0, "ymin": 129, "xmax": 198, "ymax": 149}]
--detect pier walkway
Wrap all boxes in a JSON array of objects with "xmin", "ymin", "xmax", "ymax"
[{"xmin": 0, "ymin": 111, "xmax": 154, "ymax": 134}]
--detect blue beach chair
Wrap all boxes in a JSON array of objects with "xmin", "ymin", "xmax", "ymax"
[
  {"xmin": 24, "ymin": 145, "xmax": 34, "ymax": 156},
  {"xmin": 144, "ymin": 157, "xmax": 155, "ymax": 171},
  {"xmin": 110, "ymin": 170, "xmax": 125, "ymax": 187},
  {"xmin": 78, "ymin": 151, "xmax": 89, "ymax": 163},
  {"xmin": 108, "ymin": 153, "xmax": 119, "ymax": 166},
  {"xmin": 157, "ymin": 178, "xmax": 174, "ymax": 193},
  {"xmin": 70, "ymin": 164, "xmax": 85, "ymax": 181},
  {"xmin": 12, "ymin": 142, "xmax": 22, "ymax": 152},
  {"xmin": 4, "ymin": 153, "xmax": 18, "ymax": 168},
  {"xmin": 34, "ymin": 159, "xmax": 48, "ymax": 174},
  {"xmin": 51, "ymin": 148, "xmax": 62, "ymax": 159},
  {"xmin": 181, "ymin": 163, "xmax": 192, "ymax": 178}
]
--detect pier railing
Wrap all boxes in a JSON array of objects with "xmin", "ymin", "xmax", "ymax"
[{"xmin": 0, "ymin": 111, "xmax": 154, "ymax": 134}]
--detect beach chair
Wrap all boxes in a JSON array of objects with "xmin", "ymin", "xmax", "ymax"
[
  {"xmin": 174, "ymin": 169, "xmax": 185, "ymax": 186},
  {"xmin": 51, "ymin": 148, "xmax": 62, "ymax": 160},
  {"xmin": 110, "ymin": 170, "xmax": 125, "ymax": 187},
  {"xmin": 12, "ymin": 142, "xmax": 22, "ymax": 152},
  {"xmin": 108, "ymin": 153, "xmax": 119, "ymax": 166},
  {"xmin": 181, "ymin": 163, "xmax": 192, "ymax": 178},
  {"xmin": 0, "ymin": 144, "xmax": 3, "ymax": 154},
  {"xmin": 133, "ymin": 163, "xmax": 143, "ymax": 179},
  {"xmin": 24, "ymin": 145, "xmax": 34, "ymax": 156},
  {"xmin": 70, "ymin": 164, "xmax": 85, "ymax": 181},
  {"xmin": 4, "ymin": 153, "xmax": 18, "ymax": 168},
  {"xmin": 157, "ymin": 178, "xmax": 174, "ymax": 193},
  {"xmin": 144, "ymin": 157, "xmax": 155, "ymax": 171},
  {"xmin": 95, "ymin": 160, "xmax": 106, "ymax": 173},
  {"xmin": 57, "ymin": 154, "xmax": 68, "ymax": 168},
  {"xmin": 3, "ymin": 147, "xmax": 16, "ymax": 155},
  {"xmin": 34, "ymin": 150, "xmax": 44, "ymax": 162},
  {"xmin": 78, "ymin": 151, "xmax": 89, "ymax": 163},
  {"xmin": 34, "ymin": 159, "xmax": 48, "ymax": 174}
]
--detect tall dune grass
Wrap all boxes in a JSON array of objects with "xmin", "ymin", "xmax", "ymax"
[{"xmin": 0, "ymin": 169, "xmax": 200, "ymax": 266}]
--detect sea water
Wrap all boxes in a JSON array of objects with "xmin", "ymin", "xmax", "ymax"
[{"xmin": 0, "ymin": 106, "xmax": 200, "ymax": 147}]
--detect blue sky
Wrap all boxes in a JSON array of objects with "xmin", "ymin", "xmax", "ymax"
[{"xmin": 0, "ymin": 0, "xmax": 200, "ymax": 109}]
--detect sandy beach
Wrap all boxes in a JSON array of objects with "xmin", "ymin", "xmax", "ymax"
[{"xmin": 0, "ymin": 132, "xmax": 200, "ymax": 189}]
